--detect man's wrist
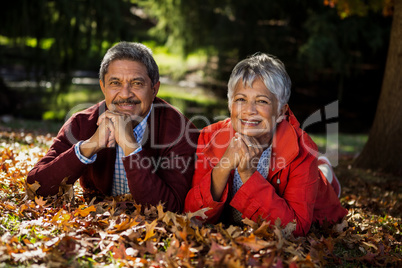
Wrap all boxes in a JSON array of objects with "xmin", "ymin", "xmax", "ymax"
[
  {"xmin": 122, "ymin": 142, "xmax": 141, "ymax": 156},
  {"xmin": 80, "ymin": 139, "xmax": 98, "ymax": 158},
  {"xmin": 75, "ymin": 141, "xmax": 97, "ymax": 164}
]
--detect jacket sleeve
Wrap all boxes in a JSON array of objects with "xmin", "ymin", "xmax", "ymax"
[
  {"xmin": 123, "ymin": 123, "xmax": 199, "ymax": 214},
  {"xmin": 230, "ymin": 149, "xmax": 319, "ymax": 236},
  {"xmin": 184, "ymin": 129, "xmax": 230, "ymax": 223},
  {"xmin": 26, "ymin": 116, "xmax": 89, "ymax": 196}
]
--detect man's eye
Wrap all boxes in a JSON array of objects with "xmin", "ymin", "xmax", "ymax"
[
  {"xmin": 258, "ymin": 100, "xmax": 269, "ymax": 104},
  {"xmin": 235, "ymin": 98, "xmax": 245, "ymax": 102},
  {"xmin": 110, "ymin": 81, "xmax": 120, "ymax": 85},
  {"xmin": 132, "ymin": 81, "xmax": 143, "ymax": 86}
]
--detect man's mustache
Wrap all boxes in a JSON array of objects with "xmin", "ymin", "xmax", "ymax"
[{"xmin": 112, "ymin": 99, "xmax": 141, "ymax": 105}]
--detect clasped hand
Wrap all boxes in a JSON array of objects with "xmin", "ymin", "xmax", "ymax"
[
  {"xmin": 80, "ymin": 111, "xmax": 140, "ymax": 158},
  {"xmin": 223, "ymin": 133, "xmax": 264, "ymax": 183}
]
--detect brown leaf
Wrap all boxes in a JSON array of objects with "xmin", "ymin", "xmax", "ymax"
[
  {"xmin": 34, "ymin": 196, "xmax": 47, "ymax": 207},
  {"xmin": 207, "ymin": 241, "xmax": 235, "ymax": 263},
  {"xmin": 111, "ymin": 242, "xmax": 128, "ymax": 259},
  {"xmin": 24, "ymin": 180, "xmax": 41, "ymax": 200},
  {"xmin": 58, "ymin": 177, "xmax": 74, "ymax": 203},
  {"xmin": 235, "ymin": 233, "xmax": 271, "ymax": 251},
  {"xmin": 242, "ymin": 217, "xmax": 258, "ymax": 230},
  {"xmin": 254, "ymin": 220, "xmax": 273, "ymax": 238},
  {"xmin": 332, "ymin": 219, "xmax": 349, "ymax": 235},
  {"xmin": 139, "ymin": 219, "xmax": 158, "ymax": 242},
  {"xmin": 157, "ymin": 202, "xmax": 165, "ymax": 220}
]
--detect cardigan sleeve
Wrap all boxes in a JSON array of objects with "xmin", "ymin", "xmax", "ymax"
[{"xmin": 26, "ymin": 115, "xmax": 90, "ymax": 196}]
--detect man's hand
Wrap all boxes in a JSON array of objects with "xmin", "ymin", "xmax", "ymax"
[
  {"xmin": 98, "ymin": 111, "xmax": 140, "ymax": 156},
  {"xmin": 79, "ymin": 115, "xmax": 115, "ymax": 158}
]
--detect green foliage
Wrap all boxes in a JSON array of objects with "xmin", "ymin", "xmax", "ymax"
[
  {"xmin": 299, "ymin": 8, "xmax": 390, "ymax": 76},
  {"xmin": 0, "ymin": 0, "xmax": 149, "ymax": 93}
]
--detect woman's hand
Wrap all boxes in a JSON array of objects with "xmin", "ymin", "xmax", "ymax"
[
  {"xmin": 210, "ymin": 133, "xmax": 263, "ymax": 200},
  {"xmin": 235, "ymin": 134, "xmax": 264, "ymax": 183}
]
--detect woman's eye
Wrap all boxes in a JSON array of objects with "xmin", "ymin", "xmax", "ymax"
[
  {"xmin": 235, "ymin": 98, "xmax": 245, "ymax": 102},
  {"xmin": 258, "ymin": 100, "xmax": 269, "ymax": 104}
]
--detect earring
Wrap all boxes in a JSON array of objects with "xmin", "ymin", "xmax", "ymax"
[{"xmin": 276, "ymin": 115, "xmax": 284, "ymax": 123}]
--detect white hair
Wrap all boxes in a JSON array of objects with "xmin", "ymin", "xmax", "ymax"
[{"xmin": 227, "ymin": 53, "xmax": 291, "ymax": 113}]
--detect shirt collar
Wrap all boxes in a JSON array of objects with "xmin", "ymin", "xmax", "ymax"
[{"xmin": 133, "ymin": 103, "xmax": 153, "ymax": 143}]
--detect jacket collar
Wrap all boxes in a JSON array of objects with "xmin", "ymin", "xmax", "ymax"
[{"xmin": 203, "ymin": 109, "xmax": 300, "ymax": 174}]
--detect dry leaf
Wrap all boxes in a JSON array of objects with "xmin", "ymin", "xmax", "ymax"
[{"xmin": 24, "ymin": 180, "xmax": 41, "ymax": 200}]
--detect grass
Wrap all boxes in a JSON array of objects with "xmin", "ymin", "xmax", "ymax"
[{"xmin": 310, "ymin": 133, "xmax": 368, "ymax": 157}]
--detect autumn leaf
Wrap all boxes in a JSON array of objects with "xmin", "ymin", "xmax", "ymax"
[
  {"xmin": 1, "ymin": 131, "xmax": 402, "ymax": 267},
  {"xmin": 207, "ymin": 241, "xmax": 235, "ymax": 263},
  {"xmin": 35, "ymin": 196, "xmax": 47, "ymax": 207},
  {"xmin": 73, "ymin": 204, "xmax": 96, "ymax": 217},
  {"xmin": 58, "ymin": 177, "xmax": 74, "ymax": 203},
  {"xmin": 235, "ymin": 233, "xmax": 272, "ymax": 251},
  {"xmin": 24, "ymin": 180, "xmax": 41, "ymax": 200},
  {"xmin": 110, "ymin": 216, "xmax": 140, "ymax": 233},
  {"xmin": 111, "ymin": 242, "xmax": 128, "ymax": 259},
  {"xmin": 157, "ymin": 202, "xmax": 165, "ymax": 220},
  {"xmin": 139, "ymin": 219, "xmax": 158, "ymax": 242},
  {"xmin": 332, "ymin": 218, "xmax": 349, "ymax": 235}
]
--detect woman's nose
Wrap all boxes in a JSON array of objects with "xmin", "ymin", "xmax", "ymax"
[{"xmin": 243, "ymin": 101, "xmax": 257, "ymax": 114}]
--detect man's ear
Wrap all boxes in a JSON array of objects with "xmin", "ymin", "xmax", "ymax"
[
  {"xmin": 152, "ymin": 81, "xmax": 160, "ymax": 99},
  {"xmin": 99, "ymin": 80, "xmax": 106, "ymax": 97}
]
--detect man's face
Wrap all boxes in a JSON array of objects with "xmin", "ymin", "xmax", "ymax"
[{"xmin": 100, "ymin": 59, "xmax": 159, "ymax": 120}]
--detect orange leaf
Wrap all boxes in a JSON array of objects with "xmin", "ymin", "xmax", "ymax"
[
  {"xmin": 235, "ymin": 233, "xmax": 272, "ymax": 251},
  {"xmin": 74, "ymin": 205, "xmax": 96, "ymax": 217},
  {"xmin": 139, "ymin": 219, "xmax": 158, "ymax": 242},
  {"xmin": 35, "ymin": 196, "xmax": 47, "ymax": 207},
  {"xmin": 112, "ymin": 217, "xmax": 140, "ymax": 233}
]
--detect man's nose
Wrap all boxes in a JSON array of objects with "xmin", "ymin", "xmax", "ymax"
[{"xmin": 120, "ymin": 83, "xmax": 133, "ymax": 98}]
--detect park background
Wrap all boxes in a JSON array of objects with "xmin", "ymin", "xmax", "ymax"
[
  {"xmin": 1, "ymin": 0, "xmax": 401, "ymax": 175},
  {"xmin": 0, "ymin": 1, "xmax": 401, "ymax": 267}
]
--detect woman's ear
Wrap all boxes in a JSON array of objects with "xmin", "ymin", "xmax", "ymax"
[{"xmin": 276, "ymin": 104, "xmax": 288, "ymax": 123}]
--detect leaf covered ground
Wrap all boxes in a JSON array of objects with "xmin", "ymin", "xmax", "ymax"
[{"xmin": 0, "ymin": 130, "xmax": 401, "ymax": 267}]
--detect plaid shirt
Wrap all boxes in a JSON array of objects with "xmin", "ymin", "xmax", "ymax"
[
  {"xmin": 75, "ymin": 104, "xmax": 153, "ymax": 196},
  {"xmin": 231, "ymin": 145, "xmax": 272, "ymax": 223}
]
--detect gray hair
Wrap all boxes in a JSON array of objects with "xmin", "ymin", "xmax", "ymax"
[
  {"xmin": 99, "ymin": 41, "xmax": 159, "ymax": 87},
  {"xmin": 227, "ymin": 53, "xmax": 291, "ymax": 113}
]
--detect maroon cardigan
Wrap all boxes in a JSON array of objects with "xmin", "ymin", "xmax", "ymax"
[{"xmin": 27, "ymin": 97, "xmax": 199, "ymax": 212}]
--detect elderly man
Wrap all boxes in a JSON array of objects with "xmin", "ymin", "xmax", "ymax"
[{"xmin": 27, "ymin": 42, "xmax": 199, "ymax": 212}]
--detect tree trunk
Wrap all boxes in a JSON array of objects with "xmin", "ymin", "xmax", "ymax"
[{"xmin": 354, "ymin": 0, "xmax": 402, "ymax": 175}]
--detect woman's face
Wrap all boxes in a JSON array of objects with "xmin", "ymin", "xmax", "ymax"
[{"xmin": 230, "ymin": 78, "xmax": 283, "ymax": 145}]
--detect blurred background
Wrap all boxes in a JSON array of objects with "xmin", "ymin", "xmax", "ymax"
[{"xmin": 0, "ymin": 0, "xmax": 394, "ymax": 155}]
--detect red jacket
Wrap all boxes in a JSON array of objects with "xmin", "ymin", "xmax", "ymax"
[
  {"xmin": 27, "ymin": 98, "xmax": 199, "ymax": 213},
  {"xmin": 184, "ymin": 109, "xmax": 347, "ymax": 236}
]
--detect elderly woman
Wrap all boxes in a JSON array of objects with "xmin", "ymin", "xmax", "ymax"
[{"xmin": 184, "ymin": 53, "xmax": 347, "ymax": 236}]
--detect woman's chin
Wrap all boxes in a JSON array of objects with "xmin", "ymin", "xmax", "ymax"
[{"xmin": 238, "ymin": 129, "xmax": 266, "ymax": 137}]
